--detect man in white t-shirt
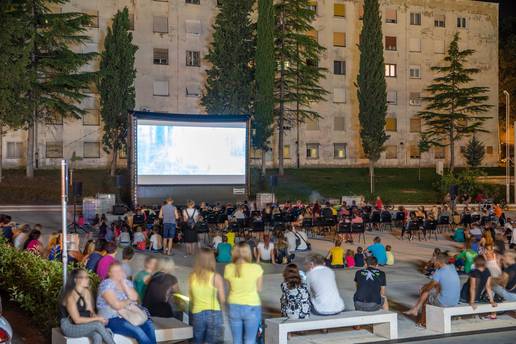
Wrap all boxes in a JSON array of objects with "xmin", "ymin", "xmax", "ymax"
[{"xmin": 305, "ymin": 253, "xmax": 345, "ymax": 315}]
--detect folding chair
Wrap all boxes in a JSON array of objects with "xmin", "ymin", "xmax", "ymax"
[
  {"xmin": 424, "ymin": 220, "xmax": 438, "ymax": 240},
  {"xmin": 351, "ymin": 223, "xmax": 366, "ymax": 244},
  {"xmin": 380, "ymin": 211, "xmax": 393, "ymax": 232}
]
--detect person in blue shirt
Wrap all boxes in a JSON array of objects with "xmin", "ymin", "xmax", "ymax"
[
  {"xmin": 367, "ymin": 237, "xmax": 387, "ymax": 266},
  {"xmin": 404, "ymin": 253, "xmax": 460, "ymax": 326},
  {"xmin": 216, "ymin": 235, "xmax": 232, "ymax": 263}
]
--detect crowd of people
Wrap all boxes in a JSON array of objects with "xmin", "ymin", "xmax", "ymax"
[{"xmin": 1, "ymin": 196, "xmax": 516, "ymax": 344}]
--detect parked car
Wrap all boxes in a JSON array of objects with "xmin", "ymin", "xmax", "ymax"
[{"xmin": 0, "ymin": 298, "xmax": 12, "ymax": 344}]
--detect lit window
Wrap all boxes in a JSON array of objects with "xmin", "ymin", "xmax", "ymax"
[
  {"xmin": 250, "ymin": 148, "xmax": 262, "ymax": 159},
  {"xmin": 385, "ymin": 145, "xmax": 397, "ymax": 159},
  {"xmin": 46, "ymin": 142, "xmax": 63, "ymax": 158},
  {"xmin": 153, "ymin": 48, "xmax": 169, "ymax": 65},
  {"xmin": 6, "ymin": 142, "xmax": 22, "ymax": 159},
  {"xmin": 334, "ymin": 143, "xmax": 347, "ymax": 159},
  {"xmin": 385, "ymin": 9, "xmax": 397, "ymax": 23},
  {"xmin": 410, "ymin": 12, "xmax": 421, "ymax": 25},
  {"xmin": 333, "ymin": 88, "xmax": 346, "ymax": 103},
  {"xmin": 457, "ymin": 17, "xmax": 467, "ymax": 28},
  {"xmin": 385, "ymin": 36, "xmax": 397, "ymax": 51},
  {"xmin": 128, "ymin": 12, "xmax": 135, "ymax": 31},
  {"xmin": 385, "ymin": 117, "xmax": 397, "ymax": 132},
  {"xmin": 83, "ymin": 142, "xmax": 101, "ymax": 158},
  {"xmin": 333, "ymin": 60, "xmax": 346, "ymax": 75},
  {"xmin": 434, "ymin": 15, "xmax": 445, "ymax": 28},
  {"xmin": 486, "ymin": 146, "xmax": 494, "ymax": 154},
  {"xmin": 334, "ymin": 3, "xmax": 345, "ymax": 17},
  {"xmin": 409, "ymin": 145, "xmax": 421, "ymax": 159},
  {"xmin": 334, "ymin": 116, "xmax": 345, "ymax": 131},
  {"xmin": 186, "ymin": 51, "xmax": 201, "ymax": 67},
  {"xmin": 409, "ymin": 65, "xmax": 421, "ymax": 78},
  {"xmin": 385, "ymin": 64, "xmax": 397, "ymax": 77},
  {"xmin": 333, "ymin": 32, "xmax": 346, "ymax": 47},
  {"xmin": 153, "ymin": 80, "xmax": 169, "ymax": 96},
  {"xmin": 409, "ymin": 92, "xmax": 422, "ymax": 106},
  {"xmin": 306, "ymin": 30, "xmax": 318, "ymax": 42},
  {"xmin": 283, "ymin": 145, "xmax": 291, "ymax": 159},
  {"xmin": 409, "ymin": 38, "xmax": 421, "ymax": 52},
  {"xmin": 153, "ymin": 16, "xmax": 168, "ymax": 33},
  {"xmin": 306, "ymin": 144, "xmax": 319, "ymax": 159},
  {"xmin": 387, "ymin": 91, "xmax": 397, "ymax": 105},
  {"xmin": 410, "ymin": 118, "xmax": 422, "ymax": 132},
  {"xmin": 86, "ymin": 11, "xmax": 99, "ymax": 28},
  {"xmin": 307, "ymin": 1, "xmax": 317, "ymax": 13}
]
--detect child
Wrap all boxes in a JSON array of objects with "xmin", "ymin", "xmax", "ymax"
[
  {"xmin": 226, "ymin": 229, "xmax": 236, "ymax": 247},
  {"xmin": 120, "ymin": 246, "xmax": 135, "ymax": 280},
  {"xmin": 326, "ymin": 239, "xmax": 344, "ymax": 268},
  {"xmin": 280, "ymin": 264, "xmax": 310, "ymax": 320},
  {"xmin": 452, "ymin": 227, "xmax": 465, "ymax": 243},
  {"xmin": 385, "ymin": 245, "xmax": 394, "ymax": 266},
  {"xmin": 345, "ymin": 249, "xmax": 355, "ymax": 268},
  {"xmin": 424, "ymin": 248, "xmax": 441, "ymax": 276},
  {"xmin": 134, "ymin": 256, "xmax": 158, "ymax": 300},
  {"xmin": 149, "ymin": 226, "xmax": 163, "ymax": 253},
  {"xmin": 354, "ymin": 247, "xmax": 365, "ymax": 267},
  {"xmin": 455, "ymin": 239, "xmax": 478, "ymax": 274},
  {"xmin": 132, "ymin": 226, "xmax": 146, "ymax": 249},
  {"xmin": 212, "ymin": 231, "xmax": 223, "ymax": 250},
  {"xmin": 118, "ymin": 227, "xmax": 131, "ymax": 247},
  {"xmin": 216, "ymin": 235, "xmax": 232, "ymax": 263}
]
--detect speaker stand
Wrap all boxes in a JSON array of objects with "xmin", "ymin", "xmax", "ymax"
[{"xmin": 68, "ymin": 197, "xmax": 86, "ymax": 233}]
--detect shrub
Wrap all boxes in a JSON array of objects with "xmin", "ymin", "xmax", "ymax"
[{"xmin": 435, "ymin": 169, "xmax": 502, "ymax": 202}]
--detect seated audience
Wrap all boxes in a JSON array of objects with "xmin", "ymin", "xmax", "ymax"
[
  {"xmin": 423, "ymin": 248, "xmax": 441, "ymax": 277},
  {"xmin": 85, "ymin": 241, "xmax": 105, "ymax": 272},
  {"xmin": 13, "ymin": 225, "xmax": 29, "ymax": 250},
  {"xmin": 280, "ymin": 264, "xmax": 310, "ymax": 320},
  {"xmin": 460, "ymin": 256, "xmax": 497, "ymax": 314},
  {"xmin": 96, "ymin": 243, "xmax": 118, "ymax": 280},
  {"xmin": 23, "ymin": 229, "xmax": 44, "ymax": 256},
  {"xmin": 212, "ymin": 231, "xmax": 222, "ymax": 250},
  {"xmin": 385, "ymin": 245, "xmax": 394, "ymax": 266},
  {"xmin": 216, "ymin": 236, "xmax": 233, "ymax": 263},
  {"xmin": 149, "ymin": 227, "xmax": 162, "ymax": 253},
  {"xmin": 118, "ymin": 227, "xmax": 131, "ymax": 247},
  {"xmin": 493, "ymin": 259, "xmax": 516, "ymax": 301},
  {"xmin": 134, "ymin": 256, "xmax": 158, "ymax": 301},
  {"xmin": 132, "ymin": 226, "xmax": 146, "ymax": 250},
  {"xmin": 483, "ymin": 244, "xmax": 502, "ymax": 278},
  {"xmin": 367, "ymin": 237, "xmax": 387, "ymax": 266},
  {"xmin": 354, "ymin": 247, "xmax": 365, "ymax": 268},
  {"xmin": 354, "ymin": 256, "xmax": 388, "ymax": 311},
  {"xmin": 455, "ymin": 239, "xmax": 478, "ymax": 274},
  {"xmin": 326, "ymin": 239, "xmax": 344, "ymax": 268},
  {"xmin": 452, "ymin": 227, "xmax": 465, "ymax": 243},
  {"xmin": 120, "ymin": 247, "xmax": 135, "ymax": 280},
  {"xmin": 142, "ymin": 260, "xmax": 182, "ymax": 320},
  {"xmin": 345, "ymin": 249, "xmax": 355, "ymax": 268},
  {"xmin": 275, "ymin": 233, "xmax": 291, "ymax": 264},
  {"xmin": 256, "ymin": 235, "xmax": 275, "ymax": 264}
]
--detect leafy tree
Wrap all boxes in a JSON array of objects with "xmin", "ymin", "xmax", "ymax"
[
  {"xmin": 14, "ymin": 0, "xmax": 96, "ymax": 178},
  {"xmin": 356, "ymin": 0, "xmax": 388, "ymax": 194},
  {"xmin": 274, "ymin": 0, "xmax": 327, "ymax": 175},
  {"xmin": 254, "ymin": 0, "xmax": 275, "ymax": 176},
  {"xmin": 98, "ymin": 7, "xmax": 137, "ymax": 176},
  {"xmin": 462, "ymin": 135, "xmax": 485, "ymax": 168},
  {"xmin": 417, "ymin": 33, "xmax": 491, "ymax": 172},
  {"xmin": 202, "ymin": 0, "xmax": 255, "ymax": 115}
]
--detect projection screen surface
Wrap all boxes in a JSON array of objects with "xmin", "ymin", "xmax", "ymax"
[{"xmin": 136, "ymin": 119, "xmax": 247, "ymax": 185}]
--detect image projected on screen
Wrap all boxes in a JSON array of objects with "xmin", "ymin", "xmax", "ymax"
[{"xmin": 137, "ymin": 123, "xmax": 246, "ymax": 185}]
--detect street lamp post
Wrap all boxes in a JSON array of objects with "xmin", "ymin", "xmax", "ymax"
[{"xmin": 503, "ymin": 90, "xmax": 510, "ymax": 204}]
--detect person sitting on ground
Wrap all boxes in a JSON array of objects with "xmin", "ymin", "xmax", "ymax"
[
  {"xmin": 120, "ymin": 247, "xmax": 135, "ymax": 280},
  {"xmin": 470, "ymin": 222, "xmax": 483, "ymax": 241},
  {"xmin": 118, "ymin": 227, "xmax": 131, "ymax": 247},
  {"xmin": 85, "ymin": 240, "xmax": 105, "ymax": 272},
  {"xmin": 280, "ymin": 263, "xmax": 311, "ymax": 320},
  {"xmin": 244, "ymin": 232, "xmax": 257, "ymax": 260},
  {"xmin": 212, "ymin": 231, "xmax": 223, "ymax": 250},
  {"xmin": 367, "ymin": 237, "xmax": 387, "ymax": 266},
  {"xmin": 345, "ymin": 249, "xmax": 355, "ymax": 268},
  {"xmin": 354, "ymin": 247, "xmax": 365, "ymax": 268},
  {"xmin": 452, "ymin": 226, "xmax": 466, "ymax": 243},
  {"xmin": 132, "ymin": 226, "xmax": 146, "ymax": 250},
  {"xmin": 275, "ymin": 232, "xmax": 291, "ymax": 264},
  {"xmin": 460, "ymin": 256, "xmax": 497, "ymax": 316},
  {"xmin": 149, "ymin": 226, "xmax": 162, "ymax": 253},
  {"xmin": 354, "ymin": 256, "xmax": 388, "ymax": 312},
  {"xmin": 134, "ymin": 256, "xmax": 158, "ymax": 301},
  {"xmin": 48, "ymin": 234, "xmax": 63, "ymax": 261},
  {"xmin": 96, "ymin": 242, "xmax": 118, "ymax": 280},
  {"xmin": 256, "ymin": 234, "xmax": 275, "ymax": 264},
  {"xmin": 326, "ymin": 239, "xmax": 345, "ymax": 268},
  {"xmin": 404, "ymin": 253, "xmax": 460, "ymax": 326},
  {"xmin": 455, "ymin": 239, "xmax": 478, "ymax": 274},
  {"xmin": 59, "ymin": 268, "xmax": 115, "ymax": 344},
  {"xmin": 493, "ymin": 258, "xmax": 516, "ymax": 301},
  {"xmin": 23, "ymin": 228, "xmax": 44, "ymax": 256},
  {"xmin": 142, "ymin": 260, "xmax": 182, "ymax": 320},
  {"xmin": 96, "ymin": 263, "xmax": 156, "ymax": 344},
  {"xmin": 385, "ymin": 245, "xmax": 394, "ymax": 266},
  {"xmin": 304, "ymin": 253, "xmax": 345, "ymax": 315},
  {"xmin": 216, "ymin": 235, "xmax": 233, "ymax": 263},
  {"xmin": 423, "ymin": 248, "xmax": 441, "ymax": 276}
]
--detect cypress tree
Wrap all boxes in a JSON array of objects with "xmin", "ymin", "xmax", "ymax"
[
  {"xmin": 98, "ymin": 7, "xmax": 137, "ymax": 176},
  {"xmin": 357, "ymin": 0, "xmax": 388, "ymax": 194},
  {"xmin": 202, "ymin": 0, "xmax": 255, "ymax": 115},
  {"xmin": 254, "ymin": 0, "xmax": 275, "ymax": 176},
  {"xmin": 462, "ymin": 136, "xmax": 485, "ymax": 168},
  {"xmin": 417, "ymin": 33, "xmax": 491, "ymax": 172}
]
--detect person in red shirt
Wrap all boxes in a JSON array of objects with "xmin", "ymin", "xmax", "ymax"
[{"xmin": 375, "ymin": 196, "xmax": 383, "ymax": 210}]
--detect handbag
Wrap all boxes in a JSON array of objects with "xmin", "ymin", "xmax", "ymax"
[{"xmin": 118, "ymin": 303, "xmax": 148, "ymax": 326}]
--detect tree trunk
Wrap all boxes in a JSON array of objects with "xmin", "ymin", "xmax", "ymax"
[
  {"xmin": 369, "ymin": 160, "xmax": 375, "ymax": 195},
  {"xmin": 110, "ymin": 148, "xmax": 118, "ymax": 177},
  {"xmin": 26, "ymin": 123, "xmax": 34, "ymax": 178},
  {"xmin": 296, "ymin": 112, "xmax": 300, "ymax": 169},
  {"xmin": 261, "ymin": 149, "xmax": 267, "ymax": 176},
  {"xmin": 418, "ymin": 157, "xmax": 421, "ymax": 181},
  {"xmin": 0, "ymin": 126, "xmax": 3, "ymax": 183},
  {"xmin": 449, "ymin": 132, "xmax": 455, "ymax": 173}
]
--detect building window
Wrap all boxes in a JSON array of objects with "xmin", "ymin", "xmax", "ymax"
[
  {"xmin": 434, "ymin": 15, "xmax": 445, "ymax": 28},
  {"xmin": 250, "ymin": 148, "xmax": 262, "ymax": 159},
  {"xmin": 409, "ymin": 92, "xmax": 422, "ymax": 106},
  {"xmin": 128, "ymin": 12, "xmax": 135, "ymax": 31},
  {"xmin": 385, "ymin": 8, "xmax": 397, "ymax": 23},
  {"xmin": 409, "ymin": 145, "xmax": 421, "ymax": 159},
  {"xmin": 83, "ymin": 142, "xmax": 100, "ymax": 158},
  {"xmin": 186, "ymin": 83, "xmax": 201, "ymax": 97},
  {"xmin": 153, "ymin": 16, "xmax": 168, "ymax": 33},
  {"xmin": 83, "ymin": 110, "xmax": 100, "ymax": 126},
  {"xmin": 186, "ymin": 51, "xmax": 201, "ymax": 67},
  {"xmin": 457, "ymin": 17, "xmax": 467, "ymax": 28},
  {"xmin": 46, "ymin": 142, "xmax": 63, "ymax": 158},
  {"xmin": 334, "ymin": 3, "xmax": 345, "ymax": 17},
  {"xmin": 283, "ymin": 145, "xmax": 291, "ymax": 159},
  {"xmin": 434, "ymin": 146, "xmax": 445, "ymax": 159},
  {"xmin": 45, "ymin": 114, "xmax": 63, "ymax": 125},
  {"xmin": 307, "ymin": 1, "xmax": 317, "ymax": 13},
  {"xmin": 410, "ymin": 117, "xmax": 422, "ymax": 132},
  {"xmin": 86, "ymin": 11, "xmax": 99, "ymax": 28},
  {"xmin": 334, "ymin": 116, "xmax": 345, "ymax": 131},
  {"xmin": 486, "ymin": 146, "xmax": 494, "ymax": 154},
  {"xmin": 333, "ymin": 60, "xmax": 346, "ymax": 75},
  {"xmin": 185, "ymin": 20, "xmax": 201, "ymax": 35},
  {"xmin": 409, "ymin": 65, "xmax": 421, "ymax": 79},
  {"xmin": 387, "ymin": 91, "xmax": 397, "ymax": 105},
  {"xmin": 306, "ymin": 30, "xmax": 318, "ymax": 42},
  {"xmin": 306, "ymin": 144, "xmax": 319, "ymax": 159},
  {"xmin": 385, "ymin": 64, "xmax": 397, "ymax": 77},
  {"xmin": 153, "ymin": 80, "xmax": 169, "ymax": 96},
  {"xmin": 409, "ymin": 38, "xmax": 421, "ymax": 52},
  {"xmin": 333, "ymin": 88, "xmax": 346, "ymax": 103},
  {"xmin": 385, "ymin": 36, "xmax": 397, "ymax": 51},
  {"xmin": 333, "ymin": 32, "xmax": 346, "ymax": 47},
  {"xmin": 460, "ymin": 146, "xmax": 466, "ymax": 154},
  {"xmin": 385, "ymin": 145, "xmax": 397, "ymax": 159},
  {"xmin": 334, "ymin": 143, "xmax": 347, "ymax": 159},
  {"xmin": 385, "ymin": 117, "xmax": 397, "ymax": 132},
  {"xmin": 410, "ymin": 12, "xmax": 421, "ymax": 25},
  {"xmin": 305, "ymin": 118, "xmax": 319, "ymax": 130},
  {"xmin": 153, "ymin": 48, "xmax": 169, "ymax": 65},
  {"xmin": 434, "ymin": 40, "xmax": 445, "ymax": 54},
  {"xmin": 6, "ymin": 142, "xmax": 22, "ymax": 159},
  {"xmin": 185, "ymin": 0, "xmax": 200, "ymax": 4}
]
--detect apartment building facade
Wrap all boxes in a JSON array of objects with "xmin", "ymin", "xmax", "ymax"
[{"xmin": 1, "ymin": 0, "xmax": 499, "ymax": 169}]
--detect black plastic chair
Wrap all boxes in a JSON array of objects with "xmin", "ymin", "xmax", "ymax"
[
  {"xmin": 337, "ymin": 222, "xmax": 351, "ymax": 233},
  {"xmin": 424, "ymin": 220, "xmax": 438, "ymax": 240},
  {"xmin": 403, "ymin": 220, "xmax": 419, "ymax": 240},
  {"xmin": 380, "ymin": 211, "xmax": 393, "ymax": 231},
  {"xmin": 351, "ymin": 223, "xmax": 366, "ymax": 243}
]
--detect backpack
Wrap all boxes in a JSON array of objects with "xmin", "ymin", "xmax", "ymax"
[{"xmin": 186, "ymin": 209, "xmax": 197, "ymax": 229}]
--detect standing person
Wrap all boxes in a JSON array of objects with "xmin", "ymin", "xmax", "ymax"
[
  {"xmin": 134, "ymin": 256, "xmax": 158, "ymax": 301},
  {"xmin": 375, "ymin": 196, "xmax": 383, "ymax": 210},
  {"xmin": 280, "ymin": 264, "xmax": 311, "ymax": 320},
  {"xmin": 354, "ymin": 256, "xmax": 388, "ymax": 311},
  {"xmin": 367, "ymin": 237, "xmax": 387, "ymax": 266},
  {"xmin": 460, "ymin": 256, "xmax": 497, "ymax": 314},
  {"xmin": 224, "ymin": 243, "xmax": 263, "ymax": 344},
  {"xmin": 59, "ymin": 268, "xmax": 115, "ymax": 344},
  {"xmin": 404, "ymin": 253, "xmax": 460, "ymax": 326},
  {"xmin": 96, "ymin": 263, "xmax": 156, "ymax": 344},
  {"xmin": 183, "ymin": 200, "xmax": 200, "ymax": 257},
  {"xmin": 160, "ymin": 198, "xmax": 178, "ymax": 256},
  {"xmin": 304, "ymin": 254, "xmax": 345, "ymax": 315},
  {"xmin": 483, "ymin": 244, "xmax": 502, "ymax": 278},
  {"xmin": 189, "ymin": 248, "xmax": 225, "ymax": 344},
  {"xmin": 96, "ymin": 243, "xmax": 118, "ymax": 280}
]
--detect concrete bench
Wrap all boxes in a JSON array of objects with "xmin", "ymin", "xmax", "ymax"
[
  {"xmin": 265, "ymin": 310, "xmax": 398, "ymax": 344},
  {"xmin": 52, "ymin": 317, "xmax": 193, "ymax": 344},
  {"xmin": 426, "ymin": 301, "xmax": 516, "ymax": 333}
]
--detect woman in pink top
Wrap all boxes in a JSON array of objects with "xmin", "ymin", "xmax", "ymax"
[
  {"xmin": 96, "ymin": 242, "xmax": 118, "ymax": 280},
  {"xmin": 24, "ymin": 229, "xmax": 44, "ymax": 256}
]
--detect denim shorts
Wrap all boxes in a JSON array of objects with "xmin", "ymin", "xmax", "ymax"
[
  {"xmin": 192, "ymin": 310, "xmax": 224, "ymax": 344},
  {"xmin": 163, "ymin": 223, "xmax": 176, "ymax": 239}
]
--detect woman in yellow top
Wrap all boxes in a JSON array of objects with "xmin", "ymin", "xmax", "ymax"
[
  {"xmin": 189, "ymin": 248, "xmax": 225, "ymax": 344},
  {"xmin": 326, "ymin": 239, "xmax": 345, "ymax": 268},
  {"xmin": 224, "ymin": 242, "xmax": 263, "ymax": 344}
]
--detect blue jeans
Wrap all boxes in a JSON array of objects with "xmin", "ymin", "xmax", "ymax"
[
  {"xmin": 228, "ymin": 304, "xmax": 261, "ymax": 344},
  {"xmin": 493, "ymin": 285, "xmax": 516, "ymax": 301},
  {"xmin": 163, "ymin": 223, "xmax": 176, "ymax": 239},
  {"xmin": 192, "ymin": 310, "xmax": 224, "ymax": 344},
  {"xmin": 107, "ymin": 317, "xmax": 156, "ymax": 344}
]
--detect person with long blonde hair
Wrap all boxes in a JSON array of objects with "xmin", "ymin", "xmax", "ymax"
[
  {"xmin": 189, "ymin": 248, "xmax": 225, "ymax": 344},
  {"xmin": 224, "ymin": 242, "xmax": 263, "ymax": 344}
]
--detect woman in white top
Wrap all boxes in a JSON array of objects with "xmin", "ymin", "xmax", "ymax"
[{"xmin": 256, "ymin": 234, "xmax": 275, "ymax": 264}]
